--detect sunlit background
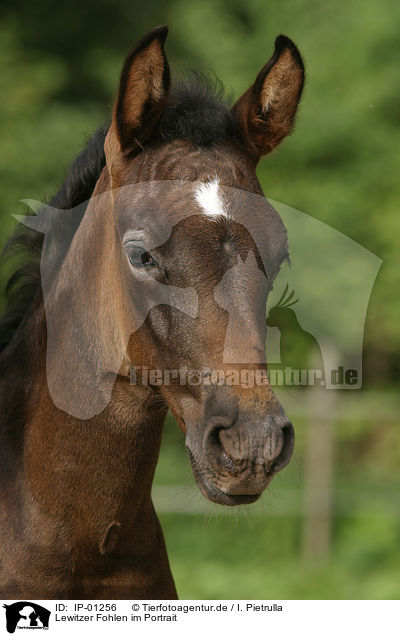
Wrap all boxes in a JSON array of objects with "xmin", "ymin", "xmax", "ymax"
[{"xmin": 1, "ymin": 0, "xmax": 399, "ymax": 598}]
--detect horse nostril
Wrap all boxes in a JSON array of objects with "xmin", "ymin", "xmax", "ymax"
[
  {"xmin": 204, "ymin": 416, "xmax": 294, "ymax": 476},
  {"xmin": 204, "ymin": 420, "xmax": 240, "ymax": 474},
  {"xmin": 215, "ymin": 427, "xmax": 239, "ymax": 473},
  {"xmin": 218, "ymin": 425, "xmax": 240, "ymax": 458},
  {"xmin": 272, "ymin": 421, "xmax": 295, "ymax": 472}
]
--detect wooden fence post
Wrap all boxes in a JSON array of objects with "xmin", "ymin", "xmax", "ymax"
[{"xmin": 302, "ymin": 355, "xmax": 337, "ymax": 561}]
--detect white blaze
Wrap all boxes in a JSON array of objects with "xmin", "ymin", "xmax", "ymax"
[{"xmin": 194, "ymin": 178, "xmax": 227, "ymax": 219}]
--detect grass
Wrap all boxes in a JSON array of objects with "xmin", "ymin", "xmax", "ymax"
[{"xmin": 159, "ymin": 513, "xmax": 400, "ymax": 599}]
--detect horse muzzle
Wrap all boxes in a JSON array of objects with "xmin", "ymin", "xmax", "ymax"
[{"xmin": 185, "ymin": 409, "xmax": 295, "ymax": 506}]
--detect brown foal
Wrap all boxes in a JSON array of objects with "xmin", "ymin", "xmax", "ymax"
[{"xmin": 0, "ymin": 26, "xmax": 304, "ymax": 598}]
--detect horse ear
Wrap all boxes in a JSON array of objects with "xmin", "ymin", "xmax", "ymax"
[
  {"xmin": 108, "ymin": 25, "xmax": 170, "ymax": 155},
  {"xmin": 232, "ymin": 35, "xmax": 304, "ymax": 159}
]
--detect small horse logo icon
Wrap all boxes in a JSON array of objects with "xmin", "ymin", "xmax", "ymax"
[
  {"xmin": 3, "ymin": 602, "xmax": 50, "ymax": 633},
  {"xmin": 267, "ymin": 284, "xmax": 324, "ymax": 383}
]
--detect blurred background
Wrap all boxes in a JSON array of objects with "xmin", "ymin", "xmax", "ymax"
[{"xmin": 0, "ymin": 0, "xmax": 399, "ymax": 598}]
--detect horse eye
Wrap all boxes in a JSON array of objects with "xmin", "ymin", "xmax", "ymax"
[{"xmin": 126, "ymin": 244, "xmax": 157, "ymax": 268}]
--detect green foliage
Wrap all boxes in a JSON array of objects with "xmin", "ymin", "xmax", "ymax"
[{"xmin": 160, "ymin": 513, "xmax": 400, "ymax": 599}]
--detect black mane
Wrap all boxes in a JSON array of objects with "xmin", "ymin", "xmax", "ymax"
[
  {"xmin": 0, "ymin": 76, "xmax": 234, "ymax": 353},
  {"xmin": 159, "ymin": 74, "xmax": 235, "ymax": 146}
]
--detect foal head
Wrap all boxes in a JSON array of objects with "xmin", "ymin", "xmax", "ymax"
[{"xmin": 102, "ymin": 26, "xmax": 304, "ymax": 505}]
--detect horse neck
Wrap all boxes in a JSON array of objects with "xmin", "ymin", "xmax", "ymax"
[{"xmin": 25, "ymin": 358, "xmax": 167, "ymax": 541}]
